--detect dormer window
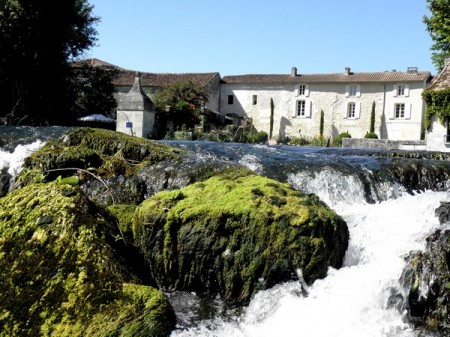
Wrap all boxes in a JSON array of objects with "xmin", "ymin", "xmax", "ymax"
[
  {"xmin": 393, "ymin": 84, "xmax": 409, "ymax": 97},
  {"xmin": 345, "ymin": 84, "xmax": 361, "ymax": 98}
]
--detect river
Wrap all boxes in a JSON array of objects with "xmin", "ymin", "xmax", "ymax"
[{"xmin": 1, "ymin": 126, "xmax": 449, "ymax": 337}]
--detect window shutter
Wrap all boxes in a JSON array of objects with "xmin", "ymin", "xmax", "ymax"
[
  {"xmin": 356, "ymin": 85, "xmax": 361, "ymax": 97},
  {"xmin": 295, "ymin": 85, "xmax": 300, "ymax": 97},
  {"xmin": 305, "ymin": 84, "xmax": 310, "ymax": 97},
  {"xmin": 305, "ymin": 101, "xmax": 312, "ymax": 118},
  {"xmin": 355, "ymin": 102, "xmax": 361, "ymax": 118},
  {"xmin": 405, "ymin": 103, "xmax": 411, "ymax": 119},
  {"xmin": 343, "ymin": 103, "xmax": 348, "ymax": 119},
  {"xmin": 345, "ymin": 85, "xmax": 350, "ymax": 98},
  {"xmin": 292, "ymin": 101, "xmax": 297, "ymax": 118},
  {"xmin": 393, "ymin": 84, "xmax": 398, "ymax": 97},
  {"xmin": 389, "ymin": 104, "xmax": 395, "ymax": 119},
  {"xmin": 404, "ymin": 84, "xmax": 410, "ymax": 97}
]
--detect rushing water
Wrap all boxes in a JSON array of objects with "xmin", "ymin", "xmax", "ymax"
[{"xmin": 1, "ymin": 127, "xmax": 449, "ymax": 337}]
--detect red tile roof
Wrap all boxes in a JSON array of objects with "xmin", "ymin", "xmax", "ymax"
[
  {"xmin": 222, "ymin": 71, "xmax": 431, "ymax": 84},
  {"xmin": 113, "ymin": 70, "xmax": 220, "ymax": 88}
]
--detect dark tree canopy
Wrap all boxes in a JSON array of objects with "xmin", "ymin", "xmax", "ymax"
[
  {"xmin": 0, "ymin": 0, "xmax": 100, "ymax": 125},
  {"xmin": 154, "ymin": 79, "xmax": 208, "ymax": 130},
  {"xmin": 68, "ymin": 65, "xmax": 119, "ymax": 120},
  {"xmin": 423, "ymin": 0, "xmax": 450, "ymax": 72}
]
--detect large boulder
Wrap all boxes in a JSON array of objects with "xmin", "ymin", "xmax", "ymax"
[
  {"xmin": 133, "ymin": 168, "xmax": 349, "ymax": 304},
  {"xmin": 0, "ymin": 181, "xmax": 176, "ymax": 337}
]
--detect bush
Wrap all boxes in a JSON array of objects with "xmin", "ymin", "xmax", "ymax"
[
  {"xmin": 248, "ymin": 131, "xmax": 269, "ymax": 144},
  {"xmin": 333, "ymin": 132, "xmax": 351, "ymax": 147},
  {"xmin": 364, "ymin": 132, "xmax": 378, "ymax": 139}
]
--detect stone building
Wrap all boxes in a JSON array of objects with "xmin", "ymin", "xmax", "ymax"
[
  {"xmin": 220, "ymin": 67, "xmax": 431, "ymax": 141},
  {"xmin": 116, "ymin": 73, "xmax": 155, "ymax": 138}
]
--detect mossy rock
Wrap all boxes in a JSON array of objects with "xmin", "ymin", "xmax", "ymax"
[
  {"xmin": 404, "ymin": 205, "xmax": 450, "ymax": 333},
  {"xmin": 0, "ymin": 182, "xmax": 176, "ymax": 336},
  {"xmin": 18, "ymin": 127, "xmax": 183, "ymax": 185},
  {"xmin": 133, "ymin": 168, "xmax": 349, "ymax": 304}
]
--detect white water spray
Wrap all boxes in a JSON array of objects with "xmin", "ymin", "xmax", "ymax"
[
  {"xmin": 0, "ymin": 140, "xmax": 43, "ymax": 178},
  {"xmin": 172, "ymin": 175, "xmax": 447, "ymax": 337}
]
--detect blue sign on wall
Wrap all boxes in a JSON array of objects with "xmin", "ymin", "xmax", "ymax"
[{"xmin": 126, "ymin": 121, "xmax": 133, "ymax": 128}]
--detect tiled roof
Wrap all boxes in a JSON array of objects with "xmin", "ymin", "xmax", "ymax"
[
  {"xmin": 71, "ymin": 58, "xmax": 123, "ymax": 69},
  {"xmin": 222, "ymin": 71, "xmax": 431, "ymax": 84},
  {"xmin": 428, "ymin": 61, "xmax": 450, "ymax": 90},
  {"xmin": 113, "ymin": 70, "xmax": 220, "ymax": 88}
]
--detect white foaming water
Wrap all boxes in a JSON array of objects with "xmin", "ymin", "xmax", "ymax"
[
  {"xmin": 238, "ymin": 154, "xmax": 263, "ymax": 174},
  {"xmin": 172, "ymin": 186, "xmax": 447, "ymax": 337},
  {"xmin": 0, "ymin": 140, "xmax": 43, "ymax": 178}
]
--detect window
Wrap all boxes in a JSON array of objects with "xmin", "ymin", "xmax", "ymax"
[
  {"xmin": 299, "ymin": 85, "xmax": 306, "ymax": 96},
  {"xmin": 295, "ymin": 84, "xmax": 309, "ymax": 97},
  {"xmin": 349, "ymin": 85, "xmax": 357, "ymax": 97},
  {"xmin": 297, "ymin": 100, "xmax": 306, "ymax": 116},
  {"xmin": 345, "ymin": 84, "xmax": 361, "ymax": 97},
  {"xmin": 228, "ymin": 95, "xmax": 234, "ymax": 104},
  {"xmin": 393, "ymin": 84, "xmax": 409, "ymax": 97},
  {"xmin": 347, "ymin": 102, "xmax": 356, "ymax": 118},
  {"xmin": 252, "ymin": 95, "xmax": 257, "ymax": 105},
  {"xmin": 395, "ymin": 103, "xmax": 405, "ymax": 118}
]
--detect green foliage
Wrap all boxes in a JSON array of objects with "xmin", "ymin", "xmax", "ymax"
[
  {"xmin": 0, "ymin": 0, "xmax": 100, "ymax": 125},
  {"xmin": 68, "ymin": 65, "xmax": 119, "ymax": 120},
  {"xmin": 277, "ymin": 135, "xmax": 325, "ymax": 147},
  {"xmin": 370, "ymin": 101, "xmax": 376, "ymax": 133},
  {"xmin": 319, "ymin": 110, "xmax": 324, "ymax": 137},
  {"xmin": 364, "ymin": 132, "xmax": 378, "ymax": 139},
  {"xmin": 247, "ymin": 130, "xmax": 269, "ymax": 144},
  {"xmin": 154, "ymin": 79, "xmax": 209, "ymax": 130},
  {"xmin": 269, "ymin": 98, "xmax": 275, "ymax": 139},
  {"xmin": 422, "ymin": 88, "xmax": 450, "ymax": 129},
  {"xmin": 333, "ymin": 132, "xmax": 351, "ymax": 147},
  {"xmin": 423, "ymin": 0, "xmax": 450, "ymax": 72}
]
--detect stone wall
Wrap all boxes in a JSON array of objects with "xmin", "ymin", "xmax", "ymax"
[
  {"xmin": 220, "ymin": 80, "xmax": 427, "ymax": 141},
  {"xmin": 342, "ymin": 138, "xmax": 426, "ymax": 150}
]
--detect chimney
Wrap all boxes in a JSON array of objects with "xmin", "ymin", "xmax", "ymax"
[
  {"xmin": 291, "ymin": 67, "xmax": 298, "ymax": 77},
  {"xmin": 344, "ymin": 67, "xmax": 351, "ymax": 75}
]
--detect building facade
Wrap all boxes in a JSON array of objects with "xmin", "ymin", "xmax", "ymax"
[{"xmin": 220, "ymin": 67, "xmax": 431, "ymax": 141}]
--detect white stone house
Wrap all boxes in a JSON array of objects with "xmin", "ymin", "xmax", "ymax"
[
  {"xmin": 425, "ymin": 60, "xmax": 450, "ymax": 152},
  {"xmin": 220, "ymin": 67, "xmax": 431, "ymax": 141}
]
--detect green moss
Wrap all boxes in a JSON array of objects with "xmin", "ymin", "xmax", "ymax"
[
  {"xmin": 19, "ymin": 127, "xmax": 183, "ymax": 184},
  {"xmin": 133, "ymin": 169, "xmax": 348, "ymax": 304},
  {"xmin": 0, "ymin": 182, "xmax": 175, "ymax": 337},
  {"xmin": 107, "ymin": 204, "xmax": 137, "ymax": 238}
]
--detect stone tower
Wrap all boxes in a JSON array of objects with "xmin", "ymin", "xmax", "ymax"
[{"xmin": 116, "ymin": 72, "xmax": 156, "ymax": 138}]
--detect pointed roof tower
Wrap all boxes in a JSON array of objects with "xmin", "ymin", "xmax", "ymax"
[{"xmin": 117, "ymin": 72, "xmax": 155, "ymax": 111}]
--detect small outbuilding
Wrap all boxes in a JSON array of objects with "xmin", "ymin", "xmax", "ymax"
[{"xmin": 116, "ymin": 73, "xmax": 156, "ymax": 138}]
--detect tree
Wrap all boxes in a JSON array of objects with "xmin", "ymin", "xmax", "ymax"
[
  {"xmin": 319, "ymin": 110, "xmax": 324, "ymax": 138},
  {"xmin": 0, "ymin": 0, "xmax": 99, "ymax": 125},
  {"xmin": 154, "ymin": 79, "xmax": 208, "ymax": 130},
  {"xmin": 423, "ymin": 0, "xmax": 450, "ymax": 72},
  {"xmin": 370, "ymin": 101, "xmax": 375, "ymax": 133},
  {"xmin": 269, "ymin": 98, "xmax": 274, "ymax": 139},
  {"xmin": 68, "ymin": 64, "xmax": 119, "ymax": 119}
]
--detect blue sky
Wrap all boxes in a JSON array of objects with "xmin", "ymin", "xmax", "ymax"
[{"xmin": 86, "ymin": 0, "xmax": 436, "ymax": 76}]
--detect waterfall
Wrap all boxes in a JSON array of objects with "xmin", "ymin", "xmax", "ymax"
[
  {"xmin": 1, "ymin": 129, "xmax": 449, "ymax": 337},
  {"xmin": 171, "ymin": 185, "xmax": 447, "ymax": 337}
]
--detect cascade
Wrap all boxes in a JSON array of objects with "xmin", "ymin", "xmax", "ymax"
[{"xmin": 1, "ymin": 127, "xmax": 450, "ymax": 337}]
